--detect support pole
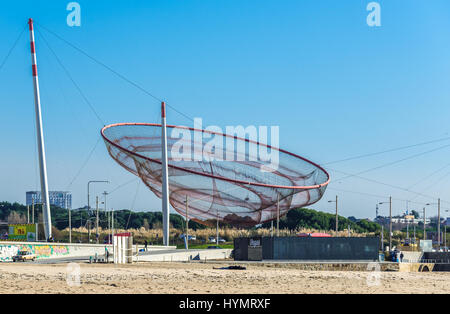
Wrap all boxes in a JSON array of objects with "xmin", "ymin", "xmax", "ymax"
[
  {"xmin": 69, "ymin": 205, "xmax": 72, "ymax": 243},
  {"xmin": 185, "ymin": 195, "xmax": 189, "ymax": 250},
  {"xmin": 103, "ymin": 191, "xmax": 108, "ymax": 243},
  {"xmin": 32, "ymin": 199, "xmax": 35, "ymax": 224},
  {"xmin": 216, "ymin": 218, "xmax": 219, "ymax": 247},
  {"xmin": 112, "ymin": 208, "xmax": 115, "ymax": 262},
  {"xmin": 406, "ymin": 221, "xmax": 409, "ymax": 243},
  {"xmin": 28, "ymin": 18, "xmax": 52, "ymax": 240},
  {"xmin": 389, "ymin": 196, "xmax": 392, "ymax": 251},
  {"xmin": 438, "ymin": 198, "xmax": 441, "ymax": 249},
  {"xmin": 111, "ymin": 209, "xmax": 113, "ymax": 245},
  {"xmin": 88, "ymin": 220, "xmax": 91, "ymax": 243},
  {"xmin": 112, "ymin": 208, "xmax": 114, "ymax": 239},
  {"xmin": 277, "ymin": 194, "xmax": 280, "ymax": 237},
  {"xmin": 108, "ymin": 210, "xmax": 110, "ymax": 244},
  {"xmin": 27, "ymin": 205, "xmax": 29, "ymax": 224},
  {"xmin": 335, "ymin": 195, "xmax": 338, "ymax": 235},
  {"xmin": 96, "ymin": 196, "xmax": 99, "ymax": 244},
  {"xmin": 423, "ymin": 207, "xmax": 426, "ymax": 240},
  {"xmin": 161, "ymin": 101, "xmax": 170, "ymax": 246},
  {"xmin": 87, "ymin": 181, "xmax": 108, "ymax": 241}
]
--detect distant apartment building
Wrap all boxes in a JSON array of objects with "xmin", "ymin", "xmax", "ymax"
[
  {"xmin": 390, "ymin": 217, "xmax": 431, "ymax": 224},
  {"xmin": 26, "ymin": 191, "xmax": 72, "ymax": 209},
  {"xmin": 375, "ymin": 215, "xmax": 430, "ymax": 225}
]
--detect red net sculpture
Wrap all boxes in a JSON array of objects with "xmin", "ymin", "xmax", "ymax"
[{"xmin": 101, "ymin": 123, "xmax": 330, "ymax": 227}]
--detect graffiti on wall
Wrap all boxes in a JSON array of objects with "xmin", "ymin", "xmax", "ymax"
[
  {"xmin": 0, "ymin": 245, "xmax": 19, "ymax": 262},
  {"xmin": 0, "ymin": 244, "xmax": 70, "ymax": 262}
]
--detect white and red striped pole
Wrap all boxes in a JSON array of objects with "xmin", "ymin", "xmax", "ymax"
[
  {"xmin": 28, "ymin": 18, "xmax": 52, "ymax": 240},
  {"xmin": 161, "ymin": 101, "xmax": 170, "ymax": 246}
]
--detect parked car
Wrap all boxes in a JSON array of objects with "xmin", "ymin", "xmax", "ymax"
[
  {"xmin": 12, "ymin": 251, "xmax": 36, "ymax": 262},
  {"xmin": 209, "ymin": 236, "xmax": 226, "ymax": 243},
  {"xmin": 179, "ymin": 234, "xmax": 196, "ymax": 241}
]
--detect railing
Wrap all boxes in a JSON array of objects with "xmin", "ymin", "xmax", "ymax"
[{"xmin": 403, "ymin": 258, "xmax": 450, "ymax": 264}]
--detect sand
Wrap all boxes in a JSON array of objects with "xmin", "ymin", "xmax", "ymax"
[{"xmin": 0, "ymin": 262, "xmax": 448, "ymax": 294}]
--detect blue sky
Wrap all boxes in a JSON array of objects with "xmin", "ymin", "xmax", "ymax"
[{"xmin": 1, "ymin": 0, "xmax": 450, "ymax": 219}]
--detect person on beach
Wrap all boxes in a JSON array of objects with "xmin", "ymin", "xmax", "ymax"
[
  {"xmin": 144, "ymin": 240, "xmax": 148, "ymax": 251},
  {"xmin": 400, "ymin": 252, "xmax": 404, "ymax": 263},
  {"xmin": 105, "ymin": 246, "xmax": 109, "ymax": 262}
]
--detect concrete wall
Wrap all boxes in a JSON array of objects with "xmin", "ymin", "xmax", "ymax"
[
  {"xmin": 136, "ymin": 249, "xmax": 232, "ymax": 262},
  {"xmin": 0, "ymin": 241, "xmax": 174, "ymax": 262}
]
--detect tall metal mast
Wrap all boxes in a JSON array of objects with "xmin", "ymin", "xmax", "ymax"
[
  {"xmin": 28, "ymin": 18, "xmax": 52, "ymax": 240},
  {"xmin": 161, "ymin": 101, "xmax": 170, "ymax": 246}
]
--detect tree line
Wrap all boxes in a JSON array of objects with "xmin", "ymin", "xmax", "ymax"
[{"xmin": 0, "ymin": 201, "xmax": 380, "ymax": 233}]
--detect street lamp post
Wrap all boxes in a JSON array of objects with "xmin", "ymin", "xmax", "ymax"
[
  {"xmin": 68, "ymin": 205, "xmax": 72, "ymax": 243},
  {"xmin": 425, "ymin": 201, "xmax": 440, "ymax": 249},
  {"xmin": 444, "ymin": 210, "xmax": 449, "ymax": 251},
  {"xmin": 328, "ymin": 195, "xmax": 338, "ymax": 235},
  {"xmin": 87, "ymin": 181, "xmax": 109, "ymax": 243},
  {"xmin": 423, "ymin": 207, "xmax": 426, "ymax": 240},
  {"xmin": 438, "ymin": 198, "xmax": 441, "ymax": 249},
  {"xmin": 87, "ymin": 181, "xmax": 109, "ymax": 213},
  {"xmin": 96, "ymin": 196, "xmax": 99, "ymax": 244},
  {"xmin": 85, "ymin": 217, "xmax": 96, "ymax": 243},
  {"xmin": 277, "ymin": 194, "xmax": 280, "ymax": 237},
  {"xmin": 379, "ymin": 197, "xmax": 392, "ymax": 251},
  {"xmin": 102, "ymin": 191, "xmax": 109, "ymax": 243},
  {"xmin": 184, "ymin": 196, "xmax": 189, "ymax": 250}
]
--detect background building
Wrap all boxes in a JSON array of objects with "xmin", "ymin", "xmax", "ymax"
[{"xmin": 26, "ymin": 191, "xmax": 72, "ymax": 209}]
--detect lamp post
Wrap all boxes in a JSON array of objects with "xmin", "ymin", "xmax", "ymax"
[
  {"xmin": 87, "ymin": 181, "xmax": 109, "ymax": 213},
  {"xmin": 184, "ymin": 196, "xmax": 189, "ymax": 250},
  {"xmin": 444, "ymin": 210, "xmax": 449, "ymax": 251},
  {"xmin": 87, "ymin": 181, "xmax": 108, "ymax": 243},
  {"xmin": 102, "ymin": 191, "xmax": 109, "ymax": 243},
  {"xmin": 379, "ymin": 197, "xmax": 392, "ymax": 251},
  {"xmin": 438, "ymin": 198, "xmax": 441, "ymax": 249},
  {"xmin": 95, "ymin": 196, "xmax": 99, "ymax": 244},
  {"xmin": 85, "ymin": 217, "xmax": 96, "ymax": 243},
  {"xmin": 68, "ymin": 205, "xmax": 72, "ymax": 243},
  {"xmin": 423, "ymin": 207, "xmax": 427, "ymax": 240},
  {"xmin": 277, "ymin": 194, "xmax": 280, "ymax": 237},
  {"xmin": 328, "ymin": 195, "xmax": 338, "ymax": 236},
  {"xmin": 425, "ymin": 201, "xmax": 439, "ymax": 249}
]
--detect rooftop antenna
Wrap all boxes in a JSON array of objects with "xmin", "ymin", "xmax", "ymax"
[
  {"xmin": 161, "ymin": 101, "xmax": 170, "ymax": 246},
  {"xmin": 28, "ymin": 18, "xmax": 52, "ymax": 240}
]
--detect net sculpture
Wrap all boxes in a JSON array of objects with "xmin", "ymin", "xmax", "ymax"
[{"xmin": 101, "ymin": 123, "xmax": 330, "ymax": 227}]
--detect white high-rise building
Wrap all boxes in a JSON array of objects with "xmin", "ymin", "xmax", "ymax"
[{"xmin": 26, "ymin": 191, "xmax": 72, "ymax": 209}]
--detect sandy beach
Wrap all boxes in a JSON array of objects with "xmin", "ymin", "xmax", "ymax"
[{"xmin": 0, "ymin": 262, "xmax": 448, "ymax": 294}]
